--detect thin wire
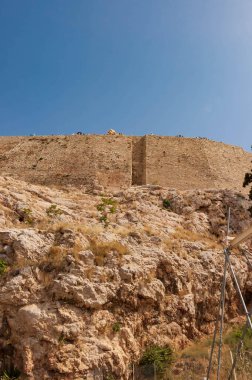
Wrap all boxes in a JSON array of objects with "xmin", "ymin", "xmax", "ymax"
[
  {"xmin": 226, "ymin": 207, "xmax": 231, "ymax": 247},
  {"xmin": 206, "ymin": 296, "xmax": 221, "ymax": 379}
]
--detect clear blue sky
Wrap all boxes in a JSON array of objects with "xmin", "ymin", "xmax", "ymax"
[{"xmin": 0, "ymin": 1, "xmax": 252, "ymax": 149}]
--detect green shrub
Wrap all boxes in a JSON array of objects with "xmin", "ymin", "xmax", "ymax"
[
  {"xmin": 58, "ymin": 332, "xmax": 66, "ymax": 345},
  {"xmin": 97, "ymin": 198, "xmax": 117, "ymax": 225},
  {"xmin": 224, "ymin": 325, "xmax": 252, "ymax": 350},
  {"xmin": 19, "ymin": 208, "xmax": 34, "ymax": 225},
  {"xmin": 162, "ymin": 199, "xmax": 171, "ymax": 210},
  {"xmin": 97, "ymin": 198, "xmax": 117, "ymax": 213},
  {"xmin": 46, "ymin": 204, "xmax": 63, "ymax": 217},
  {"xmin": 139, "ymin": 345, "xmax": 173, "ymax": 373},
  {"xmin": 112, "ymin": 322, "xmax": 121, "ymax": 333},
  {"xmin": 99, "ymin": 215, "xmax": 108, "ymax": 225},
  {"xmin": 0, "ymin": 259, "xmax": 8, "ymax": 275},
  {"xmin": 0, "ymin": 368, "xmax": 21, "ymax": 380}
]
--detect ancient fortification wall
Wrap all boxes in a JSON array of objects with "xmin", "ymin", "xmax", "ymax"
[
  {"xmin": 0, "ymin": 135, "xmax": 250, "ymax": 192},
  {"xmin": 144, "ymin": 136, "xmax": 251, "ymax": 192},
  {"xmin": 0, "ymin": 135, "xmax": 132, "ymax": 189}
]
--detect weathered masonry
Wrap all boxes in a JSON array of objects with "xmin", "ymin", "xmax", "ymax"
[{"xmin": 0, "ymin": 135, "xmax": 251, "ymax": 192}]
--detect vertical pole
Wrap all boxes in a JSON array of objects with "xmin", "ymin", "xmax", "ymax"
[
  {"xmin": 132, "ymin": 363, "xmax": 134, "ymax": 380},
  {"xmin": 227, "ymin": 256, "xmax": 252, "ymax": 330},
  {"xmin": 154, "ymin": 362, "xmax": 156, "ymax": 380},
  {"xmin": 206, "ymin": 249, "xmax": 229, "ymax": 379},
  {"xmin": 216, "ymin": 249, "xmax": 228, "ymax": 380},
  {"xmin": 206, "ymin": 284, "xmax": 222, "ymax": 379},
  {"xmin": 207, "ymin": 208, "xmax": 231, "ymax": 380},
  {"xmin": 226, "ymin": 207, "xmax": 231, "ymax": 247}
]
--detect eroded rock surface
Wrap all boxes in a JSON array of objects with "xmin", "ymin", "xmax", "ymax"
[{"xmin": 0, "ymin": 177, "xmax": 251, "ymax": 379}]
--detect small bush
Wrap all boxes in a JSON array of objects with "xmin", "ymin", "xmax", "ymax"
[
  {"xmin": 46, "ymin": 204, "xmax": 63, "ymax": 218},
  {"xmin": 139, "ymin": 345, "xmax": 173, "ymax": 374},
  {"xmin": 19, "ymin": 208, "xmax": 34, "ymax": 225},
  {"xmin": 0, "ymin": 259, "xmax": 8, "ymax": 275},
  {"xmin": 224, "ymin": 325, "xmax": 252, "ymax": 351},
  {"xmin": 97, "ymin": 198, "xmax": 118, "ymax": 225},
  {"xmin": 58, "ymin": 332, "xmax": 66, "ymax": 345},
  {"xmin": 99, "ymin": 215, "xmax": 108, "ymax": 225},
  {"xmin": 112, "ymin": 322, "xmax": 121, "ymax": 333},
  {"xmin": 163, "ymin": 199, "xmax": 171, "ymax": 210},
  {"xmin": 0, "ymin": 368, "xmax": 21, "ymax": 380}
]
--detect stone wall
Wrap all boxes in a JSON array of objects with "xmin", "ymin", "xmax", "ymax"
[
  {"xmin": 145, "ymin": 136, "xmax": 215, "ymax": 189},
  {"xmin": 0, "ymin": 135, "xmax": 132, "ymax": 190},
  {"xmin": 0, "ymin": 134, "xmax": 250, "ymax": 192},
  {"xmin": 132, "ymin": 136, "xmax": 146, "ymax": 185},
  {"xmin": 144, "ymin": 136, "xmax": 251, "ymax": 192}
]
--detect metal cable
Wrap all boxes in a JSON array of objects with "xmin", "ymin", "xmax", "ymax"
[
  {"xmin": 227, "ymin": 254, "xmax": 252, "ymax": 330},
  {"xmin": 206, "ymin": 251, "xmax": 228, "ymax": 380}
]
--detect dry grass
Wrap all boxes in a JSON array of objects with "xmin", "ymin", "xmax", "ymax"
[
  {"xmin": 143, "ymin": 224, "xmax": 156, "ymax": 236},
  {"xmin": 172, "ymin": 226, "xmax": 222, "ymax": 249},
  {"xmin": 169, "ymin": 327, "xmax": 252, "ymax": 380},
  {"xmin": 47, "ymin": 245, "xmax": 68, "ymax": 267},
  {"xmin": 112, "ymin": 224, "xmax": 132, "ymax": 236},
  {"xmin": 88, "ymin": 239, "xmax": 128, "ymax": 266},
  {"xmin": 38, "ymin": 270, "xmax": 53, "ymax": 287}
]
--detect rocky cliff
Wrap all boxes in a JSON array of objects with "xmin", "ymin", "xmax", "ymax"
[{"xmin": 0, "ymin": 177, "xmax": 251, "ymax": 379}]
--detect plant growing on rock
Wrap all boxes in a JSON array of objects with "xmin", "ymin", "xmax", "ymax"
[
  {"xmin": 88, "ymin": 239, "xmax": 128, "ymax": 266},
  {"xmin": 112, "ymin": 322, "xmax": 121, "ymax": 333},
  {"xmin": 96, "ymin": 197, "xmax": 117, "ymax": 226},
  {"xmin": 0, "ymin": 368, "xmax": 21, "ymax": 380},
  {"xmin": 18, "ymin": 208, "xmax": 34, "ymax": 225},
  {"xmin": 46, "ymin": 204, "xmax": 63, "ymax": 218},
  {"xmin": 162, "ymin": 198, "xmax": 171, "ymax": 210},
  {"xmin": 0, "ymin": 259, "xmax": 8, "ymax": 275},
  {"xmin": 139, "ymin": 345, "xmax": 173, "ymax": 374},
  {"xmin": 58, "ymin": 332, "xmax": 67, "ymax": 345}
]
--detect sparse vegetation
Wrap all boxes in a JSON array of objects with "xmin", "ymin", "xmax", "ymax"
[
  {"xmin": 46, "ymin": 204, "xmax": 63, "ymax": 218},
  {"xmin": 171, "ymin": 226, "xmax": 221, "ymax": 249},
  {"xmin": 96, "ymin": 197, "xmax": 118, "ymax": 226},
  {"xmin": 0, "ymin": 259, "xmax": 8, "ymax": 275},
  {"xmin": 139, "ymin": 345, "xmax": 173, "ymax": 374},
  {"xmin": 88, "ymin": 239, "xmax": 128, "ymax": 266},
  {"xmin": 58, "ymin": 332, "xmax": 67, "ymax": 345},
  {"xmin": 163, "ymin": 199, "xmax": 171, "ymax": 210},
  {"xmin": 112, "ymin": 322, "xmax": 121, "ymax": 333},
  {"xmin": 0, "ymin": 369, "xmax": 21, "ymax": 380},
  {"xmin": 46, "ymin": 245, "xmax": 67, "ymax": 267},
  {"xmin": 19, "ymin": 208, "xmax": 34, "ymax": 225},
  {"xmin": 167, "ymin": 325, "xmax": 252, "ymax": 379}
]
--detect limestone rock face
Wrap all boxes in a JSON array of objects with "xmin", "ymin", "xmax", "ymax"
[{"xmin": 0, "ymin": 176, "xmax": 251, "ymax": 379}]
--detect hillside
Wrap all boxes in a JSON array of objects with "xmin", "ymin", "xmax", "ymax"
[{"xmin": 0, "ymin": 177, "xmax": 251, "ymax": 379}]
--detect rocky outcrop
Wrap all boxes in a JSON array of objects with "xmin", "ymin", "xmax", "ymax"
[{"xmin": 0, "ymin": 177, "xmax": 251, "ymax": 379}]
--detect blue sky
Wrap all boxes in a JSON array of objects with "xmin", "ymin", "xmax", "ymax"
[{"xmin": 0, "ymin": 1, "xmax": 252, "ymax": 149}]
